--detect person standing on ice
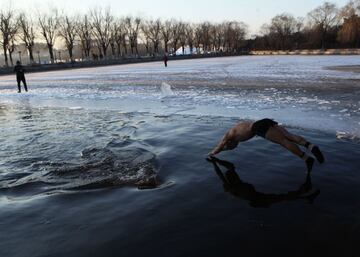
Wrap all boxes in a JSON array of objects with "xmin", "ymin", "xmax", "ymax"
[
  {"xmin": 14, "ymin": 61, "xmax": 28, "ymax": 93},
  {"xmin": 208, "ymin": 118, "xmax": 324, "ymax": 172},
  {"xmin": 163, "ymin": 53, "xmax": 168, "ymax": 67}
]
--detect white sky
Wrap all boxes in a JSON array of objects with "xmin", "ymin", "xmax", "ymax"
[{"xmin": 0, "ymin": 0, "xmax": 351, "ymax": 35}]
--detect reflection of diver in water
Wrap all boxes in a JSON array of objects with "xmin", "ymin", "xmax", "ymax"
[{"xmin": 207, "ymin": 157, "xmax": 320, "ymax": 208}]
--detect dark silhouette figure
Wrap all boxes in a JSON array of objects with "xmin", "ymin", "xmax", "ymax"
[
  {"xmin": 163, "ymin": 53, "xmax": 168, "ymax": 67},
  {"xmin": 14, "ymin": 61, "xmax": 28, "ymax": 93},
  {"xmin": 207, "ymin": 157, "xmax": 320, "ymax": 208}
]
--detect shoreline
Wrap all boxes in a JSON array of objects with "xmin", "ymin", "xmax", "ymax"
[
  {"xmin": 0, "ymin": 52, "xmax": 247, "ymax": 76},
  {"xmin": 1, "ymin": 49, "xmax": 359, "ymax": 77}
]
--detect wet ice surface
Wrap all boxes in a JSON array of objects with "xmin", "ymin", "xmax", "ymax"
[
  {"xmin": 0, "ymin": 55, "xmax": 359, "ymax": 139},
  {"xmin": 0, "ymin": 55, "xmax": 360, "ymax": 194}
]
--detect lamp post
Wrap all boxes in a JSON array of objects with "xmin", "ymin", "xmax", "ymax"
[{"xmin": 18, "ymin": 51, "xmax": 22, "ymax": 63}]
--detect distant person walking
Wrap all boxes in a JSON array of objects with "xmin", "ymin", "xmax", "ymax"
[
  {"xmin": 163, "ymin": 53, "xmax": 168, "ymax": 67},
  {"xmin": 208, "ymin": 118, "xmax": 325, "ymax": 172},
  {"xmin": 14, "ymin": 61, "xmax": 28, "ymax": 93}
]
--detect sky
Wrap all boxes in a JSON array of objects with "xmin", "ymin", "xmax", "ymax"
[{"xmin": 1, "ymin": 0, "xmax": 351, "ymax": 35}]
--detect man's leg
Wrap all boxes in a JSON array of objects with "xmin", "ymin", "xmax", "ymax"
[
  {"xmin": 22, "ymin": 77, "xmax": 28, "ymax": 92},
  {"xmin": 266, "ymin": 126, "xmax": 303, "ymax": 157},
  {"xmin": 275, "ymin": 125, "xmax": 306, "ymax": 144},
  {"xmin": 276, "ymin": 125, "xmax": 324, "ymax": 163},
  {"xmin": 17, "ymin": 79, "xmax": 21, "ymax": 93},
  {"xmin": 265, "ymin": 126, "xmax": 314, "ymax": 172}
]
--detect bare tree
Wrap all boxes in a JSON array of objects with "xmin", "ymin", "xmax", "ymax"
[
  {"xmin": 0, "ymin": 8, "xmax": 18, "ymax": 67},
  {"xmin": 8, "ymin": 34, "xmax": 16, "ymax": 66},
  {"xmin": 170, "ymin": 20, "xmax": 182, "ymax": 54},
  {"xmin": 200, "ymin": 22, "xmax": 212, "ymax": 52},
  {"xmin": 140, "ymin": 22, "xmax": 152, "ymax": 56},
  {"xmin": 224, "ymin": 21, "xmax": 247, "ymax": 52},
  {"xmin": 209, "ymin": 24, "xmax": 218, "ymax": 51},
  {"xmin": 146, "ymin": 19, "xmax": 162, "ymax": 55},
  {"xmin": 161, "ymin": 19, "xmax": 172, "ymax": 53},
  {"xmin": 338, "ymin": 0, "xmax": 360, "ymax": 47},
  {"xmin": 91, "ymin": 7, "xmax": 114, "ymax": 58},
  {"xmin": 179, "ymin": 22, "xmax": 188, "ymax": 54},
  {"xmin": 109, "ymin": 23, "xmax": 117, "ymax": 58},
  {"xmin": 269, "ymin": 13, "xmax": 297, "ymax": 49},
  {"xmin": 194, "ymin": 24, "xmax": 203, "ymax": 53},
  {"xmin": 185, "ymin": 24, "xmax": 195, "ymax": 54},
  {"xmin": 252, "ymin": 24, "xmax": 272, "ymax": 50},
  {"xmin": 125, "ymin": 16, "xmax": 141, "ymax": 56},
  {"xmin": 58, "ymin": 15, "xmax": 78, "ymax": 62},
  {"xmin": 113, "ymin": 19, "xmax": 127, "ymax": 57},
  {"xmin": 38, "ymin": 9, "xmax": 59, "ymax": 63},
  {"xmin": 339, "ymin": 0, "xmax": 360, "ymax": 18},
  {"xmin": 77, "ymin": 14, "xmax": 93, "ymax": 60},
  {"xmin": 338, "ymin": 14, "xmax": 360, "ymax": 46},
  {"xmin": 18, "ymin": 13, "xmax": 36, "ymax": 64},
  {"xmin": 307, "ymin": 2, "xmax": 339, "ymax": 49}
]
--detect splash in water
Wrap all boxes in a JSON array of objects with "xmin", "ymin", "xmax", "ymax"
[{"xmin": 0, "ymin": 138, "xmax": 159, "ymax": 195}]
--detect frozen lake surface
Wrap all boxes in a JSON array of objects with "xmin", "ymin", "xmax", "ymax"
[{"xmin": 1, "ymin": 55, "xmax": 359, "ymax": 139}]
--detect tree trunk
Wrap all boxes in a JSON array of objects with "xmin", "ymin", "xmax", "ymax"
[
  {"xmin": 173, "ymin": 41, "xmax": 178, "ymax": 54},
  {"xmin": 189, "ymin": 44, "xmax": 193, "ymax": 54},
  {"xmin": 135, "ymin": 44, "xmax": 139, "ymax": 56},
  {"xmin": 9, "ymin": 50, "xmax": 13, "ymax": 66},
  {"xmin": 3, "ymin": 45, "xmax": 9, "ymax": 67},
  {"xmin": 86, "ymin": 45, "xmax": 91, "ymax": 58},
  {"xmin": 110, "ymin": 43, "xmax": 116, "ymax": 58},
  {"xmin": 48, "ymin": 44, "xmax": 54, "ymax": 63},
  {"xmin": 28, "ymin": 47, "xmax": 34, "ymax": 63},
  {"xmin": 321, "ymin": 31, "xmax": 326, "ymax": 50},
  {"xmin": 116, "ymin": 42, "xmax": 122, "ymax": 57},
  {"xmin": 154, "ymin": 41, "xmax": 159, "ymax": 54},
  {"xmin": 97, "ymin": 45, "xmax": 102, "ymax": 58},
  {"xmin": 68, "ymin": 47, "xmax": 73, "ymax": 62},
  {"xmin": 102, "ymin": 44, "xmax": 107, "ymax": 58},
  {"xmin": 122, "ymin": 40, "xmax": 127, "ymax": 56},
  {"xmin": 145, "ymin": 43, "xmax": 149, "ymax": 56}
]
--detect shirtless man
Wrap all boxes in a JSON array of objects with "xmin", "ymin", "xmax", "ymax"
[{"xmin": 208, "ymin": 118, "xmax": 324, "ymax": 172}]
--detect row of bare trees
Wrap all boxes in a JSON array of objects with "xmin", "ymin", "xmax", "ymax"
[
  {"xmin": 2, "ymin": 1, "xmax": 357, "ymax": 66},
  {"xmin": 252, "ymin": 0, "xmax": 360, "ymax": 50},
  {"xmin": 0, "ymin": 7, "xmax": 248, "ymax": 67}
]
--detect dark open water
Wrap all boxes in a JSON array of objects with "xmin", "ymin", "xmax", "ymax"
[{"xmin": 1, "ymin": 56, "xmax": 360, "ymax": 256}]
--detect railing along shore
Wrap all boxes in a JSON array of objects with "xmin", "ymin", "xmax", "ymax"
[
  {"xmin": 250, "ymin": 48, "xmax": 360, "ymax": 55},
  {"xmin": 0, "ymin": 49, "xmax": 359, "ymax": 76}
]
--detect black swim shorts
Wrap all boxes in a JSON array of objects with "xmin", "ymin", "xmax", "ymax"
[{"xmin": 251, "ymin": 118, "xmax": 278, "ymax": 138}]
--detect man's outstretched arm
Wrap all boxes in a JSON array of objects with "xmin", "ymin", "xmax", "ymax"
[{"xmin": 209, "ymin": 132, "xmax": 229, "ymax": 156}]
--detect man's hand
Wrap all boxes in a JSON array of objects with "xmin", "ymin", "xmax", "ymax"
[
  {"xmin": 206, "ymin": 152, "xmax": 215, "ymax": 161},
  {"xmin": 206, "ymin": 152, "xmax": 220, "ymax": 162},
  {"xmin": 207, "ymin": 151, "xmax": 216, "ymax": 157}
]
